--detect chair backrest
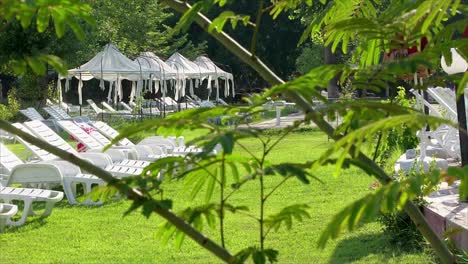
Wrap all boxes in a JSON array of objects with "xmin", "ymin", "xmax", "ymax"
[
  {"xmin": 75, "ymin": 121, "xmax": 112, "ymax": 146},
  {"xmin": 129, "ymin": 101, "xmax": 137, "ymax": 108},
  {"xmin": 19, "ymin": 108, "xmax": 45, "ymax": 121},
  {"xmin": 24, "ymin": 120, "xmax": 78, "ymax": 155},
  {"xmin": 87, "ymin": 99, "xmax": 105, "ymax": 114},
  {"xmin": 12, "ymin": 123, "xmax": 58, "ymax": 161},
  {"xmin": 217, "ymin": 98, "xmax": 229, "ymax": 106},
  {"xmin": 43, "ymin": 106, "xmax": 64, "ymax": 120},
  {"xmin": 51, "ymin": 105, "xmax": 72, "ymax": 119},
  {"xmin": 0, "ymin": 143, "xmax": 24, "ymax": 173},
  {"xmin": 427, "ymin": 87, "xmax": 458, "ymax": 118},
  {"xmin": 57, "ymin": 120, "xmax": 103, "ymax": 150},
  {"xmin": 191, "ymin": 94, "xmax": 202, "ymax": 102},
  {"xmin": 101, "ymin": 102, "xmax": 117, "ymax": 112},
  {"xmin": 46, "ymin": 99, "xmax": 57, "ymax": 106},
  {"xmin": 120, "ymin": 102, "xmax": 133, "ymax": 112},
  {"xmin": 410, "ymin": 89, "xmax": 443, "ymax": 118},
  {"xmin": 60, "ymin": 101, "xmax": 70, "ymax": 111},
  {"xmin": 139, "ymin": 136, "xmax": 176, "ymax": 148},
  {"xmin": 162, "ymin": 97, "xmax": 177, "ymax": 106},
  {"xmin": 91, "ymin": 121, "xmax": 134, "ymax": 146}
]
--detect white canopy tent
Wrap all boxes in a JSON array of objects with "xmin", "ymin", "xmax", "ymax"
[
  {"xmin": 166, "ymin": 52, "xmax": 213, "ymax": 100},
  {"xmin": 194, "ymin": 56, "xmax": 235, "ymax": 100},
  {"xmin": 60, "ymin": 44, "xmax": 155, "ymax": 105},
  {"xmin": 134, "ymin": 52, "xmax": 181, "ymax": 100}
]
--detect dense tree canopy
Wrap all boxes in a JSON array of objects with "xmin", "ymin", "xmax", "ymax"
[
  {"xmin": 0, "ymin": 0, "xmax": 207, "ymax": 106},
  {"xmin": 186, "ymin": 0, "xmax": 305, "ymax": 90}
]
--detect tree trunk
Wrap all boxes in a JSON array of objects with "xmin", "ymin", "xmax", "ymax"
[{"xmin": 324, "ymin": 45, "xmax": 340, "ymax": 99}]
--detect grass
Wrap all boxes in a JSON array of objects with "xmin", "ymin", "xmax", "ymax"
[{"xmin": 0, "ymin": 128, "xmax": 434, "ymax": 263}]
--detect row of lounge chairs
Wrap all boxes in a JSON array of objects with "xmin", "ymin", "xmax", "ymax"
[
  {"xmin": 74, "ymin": 96, "xmax": 226, "ymax": 117},
  {"xmin": 0, "ymin": 104, "xmax": 205, "ymax": 230}
]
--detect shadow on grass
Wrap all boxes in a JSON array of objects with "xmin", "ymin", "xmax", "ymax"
[
  {"xmin": 4, "ymin": 217, "xmax": 48, "ymax": 234},
  {"xmin": 329, "ymin": 233, "xmax": 421, "ymax": 263}
]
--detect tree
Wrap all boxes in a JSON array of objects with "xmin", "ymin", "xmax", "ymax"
[
  {"xmin": 0, "ymin": 1, "xmax": 466, "ymax": 264},
  {"xmin": 184, "ymin": 0, "xmax": 305, "ymax": 89}
]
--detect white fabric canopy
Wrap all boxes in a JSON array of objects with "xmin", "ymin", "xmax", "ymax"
[
  {"xmin": 61, "ymin": 44, "xmax": 155, "ymax": 104},
  {"xmin": 166, "ymin": 52, "xmax": 214, "ymax": 100},
  {"xmin": 134, "ymin": 52, "xmax": 183, "ymax": 100},
  {"xmin": 194, "ymin": 56, "xmax": 235, "ymax": 99},
  {"xmin": 135, "ymin": 52, "xmax": 178, "ymax": 80},
  {"xmin": 66, "ymin": 44, "xmax": 153, "ymax": 81},
  {"xmin": 166, "ymin": 52, "xmax": 212, "ymax": 80}
]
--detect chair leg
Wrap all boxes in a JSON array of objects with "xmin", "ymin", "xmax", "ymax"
[
  {"xmin": 7, "ymin": 199, "xmax": 32, "ymax": 226},
  {"xmin": 62, "ymin": 178, "xmax": 78, "ymax": 205},
  {"xmin": 0, "ymin": 218, "xmax": 6, "ymax": 232},
  {"xmin": 41, "ymin": 201, "xmax": 55, "ymax": 217},
  {"xmin": 82, "ymin": 182, "xmax": 104, "ymax": 206}
]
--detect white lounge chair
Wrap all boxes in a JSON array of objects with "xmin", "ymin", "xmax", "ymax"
[
  {"xmin": 216, "ymin": 98, "xmax": 229, "ymax": 106},
  {"xmin": 410, "ymin": 89, "xmax": 461, "ymax": 160},
  {"xmin": 0, "ymin": 144, "xmax": 64, "ymax": 226},
  {"xmin": 101, "ymin": 102, "xmax": 131, "ymax": 114},
  {"xmin": 43, "ymin": 106, "xmax": 66, "ymax": 121},
  {"xmin": 44, "ymin": 105, "xmax": 91, "ymax": 124},
  {"xmin": 119, "ymin": 101, "xmax": 134, "ymax": 112},
  {"xmin": 19, "ymin": 108, "xmax": 45, "ymax": 121},
  {"xmin": 20, "ymin": 108, "xmax": 59, "ymax": 131},
  {"xmin": 0, "ymin": 186, "xmax": 63, "ymax": 227},
  {"xmin": 128, "ymin": 101, "xmax": 161, "ymax": 115},
  {"xmin": 0, "ymin": 139, "xmax": 103, "ymax": 205}
]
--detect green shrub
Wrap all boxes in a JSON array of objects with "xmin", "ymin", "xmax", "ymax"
[
  {"xmin": 378, "ymin": 206, "xmax": 425, "ymax": 251},
  {"xmin": 0, "ymin": 88, "xmax": 20, "ymax": 121}
]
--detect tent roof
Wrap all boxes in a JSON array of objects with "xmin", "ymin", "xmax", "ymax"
[
  {"xmin": 166, "ymin": 52, "xmax": 212, "ymax": 79},
  {"xmin": 135, "ymin": 52, "xmax": 178, "ymax": 80},
  {"xmin": 66, "ymin": 44, "xmax": 154, "ymax": 81},
  {"xmin": 194, "ymin": 56, "xmax": 233, "ymax": 80}
]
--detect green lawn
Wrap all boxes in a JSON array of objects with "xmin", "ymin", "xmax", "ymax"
[{"xmin": 0, "ymin": 129, "xmax": 434, "ymax": 263}]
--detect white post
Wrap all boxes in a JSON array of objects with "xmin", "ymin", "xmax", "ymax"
[{"xmin": 276, "ymin": 106, "xmax": 281, "ymax": 127}]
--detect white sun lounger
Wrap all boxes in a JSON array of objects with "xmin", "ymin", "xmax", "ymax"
[
  {"xmin": 101, "ymin": 102, "xmax": 131, "ymax": 114},
  {"xmin": 0, "ymin": 144, "xmax": 64, "ymax": 226},
  {"xmin": 128, "ymin": 101, "xmax": 161, "ymax": 115},
  {"xmin": 87, "ymin": 99, "xmax": 107, "ymax": 115},
  {"xmin": 20, "ymin": 108, "xmax": 45, "ymax": 121},
  {"xmin": 20, "ymin": 108, "xmax": 60, "ymax": 131},
  {"xmin": 0, "ymin": 141, "xmax": 103, "ymax": 205},
  {"xmin": 0, "ymin": 186, "xmax": 63, "ymax": 227},
  {"xmin": 410, "ymin": 89, "xmax": 461, "ymax": 160},
  {"xmin": 216, "ymin": 98, "xmax": 229, "ymax": 106},
  {"xmin": 119, "ymin": 101, "xmax": 134, "ymax": 112}
]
